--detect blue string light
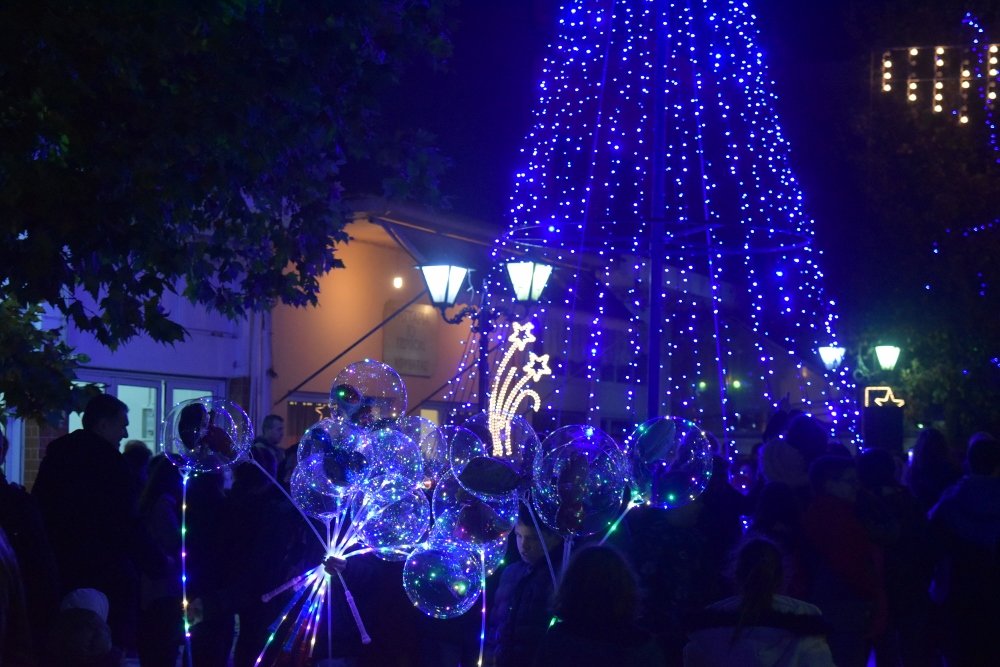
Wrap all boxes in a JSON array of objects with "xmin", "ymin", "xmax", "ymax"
[{"xmin": 477, "ymin": 0, "xmax": 856, "ymax": 440}]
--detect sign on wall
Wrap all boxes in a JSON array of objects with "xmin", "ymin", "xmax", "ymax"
[{"xmin": 382, "ymin": 303, "xmax": 438, "ymax": 377}]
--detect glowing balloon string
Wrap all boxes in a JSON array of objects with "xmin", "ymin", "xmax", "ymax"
[
  {"xmin": 261, "ymin": 567, "xmax": 320, "ymax": 603},
  {"xmin": 525, "ymin": 498, "xmax": 559, "ymax": 590},
  {"xmin": 477, "ymin": 550, "xmax": 488, "ymax": 667},
  {"xmin": 257, "ymin": 495, "xmax": 382, "ymax": 662},
  {"xmin": 599, "ymin": 501, "xmax": 639, "ymax": 546},
  {"xmin": 255, "ymin": 566, "xmax": 320, "ymax": 666},
  {"xmin": 180, "ymin": 468, "xmax": 193, "ymax": 667}
]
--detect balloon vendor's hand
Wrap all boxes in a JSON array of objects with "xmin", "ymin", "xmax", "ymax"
[
  {"xmin": 187, "ymin": 598, "xmax": 205, "ymax": 626},
  {"xmin": 324, "ymin": 555, "xmax": 347, "ymax": 575}
]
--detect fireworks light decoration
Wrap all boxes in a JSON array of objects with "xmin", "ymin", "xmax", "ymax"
[{"xmin": 486, "ymin": 321, "xmax": 552, "ymax": 456}]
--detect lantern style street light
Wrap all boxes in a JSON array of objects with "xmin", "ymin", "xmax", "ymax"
[
  {"xmin": 818, "ymin": 343, "xmax": 902, "ymax": 381},
  {"xmin": 418, "ymin": 260, "xmax": 553, "ymax": 410}
]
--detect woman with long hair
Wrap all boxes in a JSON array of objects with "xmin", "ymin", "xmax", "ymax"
[{"xmin": 683, "ymin": 537, "xmax": 834, "ymax": 666}]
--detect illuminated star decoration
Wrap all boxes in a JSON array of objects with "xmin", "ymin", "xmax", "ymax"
[
  {"xmin": 487, "ymin": 321, "xmax": 552, "ymax": 457},
  {"xmin": 508, "ymin": 320, "xmax": 538, "ymax": 350},
  {"xmin": 864, "ymin": 386, "xmax": 906, "ymax": 408}
]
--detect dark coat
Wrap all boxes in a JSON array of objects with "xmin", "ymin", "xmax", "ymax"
[
  {"xmin": 0, "ymin": 474, "xmax": 59, "ymax": 656},
  {"xmin": 32, "ymin": 429, "xmax": 139, "ymax": 594},
  {"xmin": 490, "ymin": 551, "xmax": 560, "ymax": 667},
  {"xmin": 927, "ymin": 475, "xmax": 1000, "ymax": 666},
  {"xmin": 535, "ymin": 620, "xmax": 665, "ymax": 667}
]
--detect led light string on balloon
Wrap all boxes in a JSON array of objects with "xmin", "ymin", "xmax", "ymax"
[{"xmin": 179, "ymin": 468, "xmax": 192, "ymax": 667}]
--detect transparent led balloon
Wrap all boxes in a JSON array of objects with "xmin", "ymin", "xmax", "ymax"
[
  {"xmin": 329, "ymin": 360, "xmax": 407, "ymax": 428},
  {"xmin": 395, "ymin": 415, "xmax": 449, "ymax": 486},
  {"xmin": 429, "ymin": 520, "xmax": 509, "ymax": 577},
  {"xmin": 294, "ymin": 418, "xmax": 370, "ymax": 498},
  {"xmin": 625, "ymin": 417, "xmax": 714, "ymax": 509},
  {"xmin": 161, "ymin": 397, "xmax": 252, "ymax": 473},
  {"xmin": 290, "ymin": 453, "xmax": 354, "ymax": 521},
  {"xmin": 431, "ymin": 473, "xmax": 517, "ymax": 545},
  {"xmin": 531, "ymin": 424, "xmax": 631, "ymax": 537},
  {"xmin": 456, "ymin": 411, "xmax": 539, "ymax": 499},
  {"xmin": 403, "ymin": 542, "xmax": 482, "ymax": 619},
  {"xmin": 354, "ymin": 475, "xmax": 430, "ymax": 560},
  {"xmin": 297, "ymin": 417, "xmax": 367, "ymax": 462},
  {"xmin": 358, "ymin": 428, "xmax": 423, "ymax": 489}
]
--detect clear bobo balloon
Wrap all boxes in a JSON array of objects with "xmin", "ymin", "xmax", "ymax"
[
  {"xmin": 626, "ymin": 417, "xmax": 713, "ymax": 509},
  {"xmin": 355, "ymin": 476, "xmax": 431, "ymax": 560},
  {"xmin": 403, "ymin": 542, "xmax": 482, "ymax": 619},
  {"xmin": 531, "ymin": 424, "xmax": 630, "ymax": 537},
  {"xmin": 329, "ymin": 360, "xmax": 407, "ymax": 428},
  {"xmin": 161, "ymin": 397, "xmax": 252, "ymax": 473}
]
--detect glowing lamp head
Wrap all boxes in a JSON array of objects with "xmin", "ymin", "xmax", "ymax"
[
  {"xmin": 874, "ymin": 345, "xmax": 901, "ymax": 371},
  {"xmin": 818, "ymin": 345, "xmax": 846, "ymax": 371},
  {"xmin": 418, "ymin": 265, "xmax": 469, "ymax": 308},
  {"xmin": 505, "ymin": 260, "xmax": 553, "ymax": 303}
]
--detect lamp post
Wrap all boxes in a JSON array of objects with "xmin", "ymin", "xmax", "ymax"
[
  {"xmin": 418, "ymin": 260, "xmax": 553, "ymax": 411},
  {"xmin": 818, "ymin": 342, "xmax": 904, "ymax": 451}
]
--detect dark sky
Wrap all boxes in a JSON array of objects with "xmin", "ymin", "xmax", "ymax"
[
  {"xmin": 401, "ymin": 0, "xmax": 866, "ymax": 217},
  {"xmin": 392, "ymin": 0, "xmax": 988, "ymax": 319}
]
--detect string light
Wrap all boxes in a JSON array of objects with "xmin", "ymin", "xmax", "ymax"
[
  {"xmin": 881, "ymin": 23, "xmax": 1000, "ymax": 130},
  {"xmin": 180, "ymin": 470, "xmax": 192, "ymax": 648},
  {"xmin": 482, "ymin": 0, "xmax": 854, "ymax": 441}
]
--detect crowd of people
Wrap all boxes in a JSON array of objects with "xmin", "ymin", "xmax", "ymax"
[{"xmin": 1, "ymin": 393, "xmax": 998, "ymax": 667}]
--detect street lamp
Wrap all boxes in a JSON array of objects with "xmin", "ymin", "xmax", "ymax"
[
  {"xmin": 818, "ymin": 342, "xmax": 905, "ymax": 451},
  {"xmin": 874, "ymin": 345, "xmax": 901, "ymax": 371},
  {"xmin": 418, "ymin": 260, "xmax": 553, "ymax": 410},
  {"xmin": 817, "ymin": 343, "xmax": 901, "ymax": 374}
]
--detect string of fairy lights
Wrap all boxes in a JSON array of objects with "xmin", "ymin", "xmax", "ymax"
[
  {"xmin": 465, "ymin": 0, "xmax": 854, "ymax": 440},
  {"xmin": 962, "ymin": 13, "xmax": 1000, "ymax": 161},
  {"xmin": 878, "ymin": 38, "xmax": 999, "ymax": 126}
]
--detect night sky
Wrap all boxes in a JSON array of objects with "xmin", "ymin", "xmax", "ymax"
[{"xmin": 388, "ymin": 0, "xmax": 989, "ymax": 327}]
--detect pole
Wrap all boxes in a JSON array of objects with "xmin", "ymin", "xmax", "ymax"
[
  {"xmin": 476, "ymin": 317, "xmax": 495, "ymax": 412},
  {"xmin": 647, "ymin": 0, "xmax": 669, "ymax": 421}
]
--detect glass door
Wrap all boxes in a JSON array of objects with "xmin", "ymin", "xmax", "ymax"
[{"xmin": 68, "ymin": 371, "xmax": 226, "ymax": 452}]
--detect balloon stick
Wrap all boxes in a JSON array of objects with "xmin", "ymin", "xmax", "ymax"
[{"xmin": 337, "ymin": 572, "xmax": 372, "ymax": 644}]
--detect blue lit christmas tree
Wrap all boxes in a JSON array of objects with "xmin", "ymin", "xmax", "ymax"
[{"xmin": 487, "ymin": 0, "xmax": 856, "ymax": 441}]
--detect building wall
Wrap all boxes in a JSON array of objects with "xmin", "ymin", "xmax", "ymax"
[
  {"xmin": 269, "ymin": 219, "xmax": 477, "ymax": 440},
  {"xmin": 14, "ymin": 287, "xmax": 256, "ymax": 488}
]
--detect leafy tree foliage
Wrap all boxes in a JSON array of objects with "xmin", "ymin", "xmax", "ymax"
[
  {"xmin": 758, "ymin": 0, "xmax": 1000, "ymax": 443},
  {"xmin": 845, "ymin": 5, "xmax": 1000, "ymax": 444},
  {"xmin": 0, "ymin": 0, "xmax": 451, "ymax": 423}
]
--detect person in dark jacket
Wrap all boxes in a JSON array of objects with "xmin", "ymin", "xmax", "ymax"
[
  {"xmin": 32, "ymin": 393, "xmax": 141, "ymax": 655},
  {"xmin": 536, "ymin": 544, "xmax": 664, "ymax": 667},
  {"xmin": 1, "ymin": 429, "xmax": 59, "ymax": 659},
  {"xmin": 800, "ymin": 456, "xmax": 886, "ymax": 667},
  {"xmin": 486, "ymin": 506, "xmax": 563, "ymax": 667},
  {"xmin": 928, "ymin": 432, "xmax": 1000, "ymax": 667}
]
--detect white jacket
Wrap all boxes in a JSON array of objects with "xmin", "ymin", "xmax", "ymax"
[{"xmin": 683, "ymin": 594, "xmax": 836, "ymax": 667}]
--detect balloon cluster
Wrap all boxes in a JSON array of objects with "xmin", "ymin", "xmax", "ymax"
[
  {"xmin": 294, "ymin": 359, "xmax": 715, "ymax": 619},
  {"xmin": 160, "ymin": 357, "xmax": 717, "ymax": 639}
]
